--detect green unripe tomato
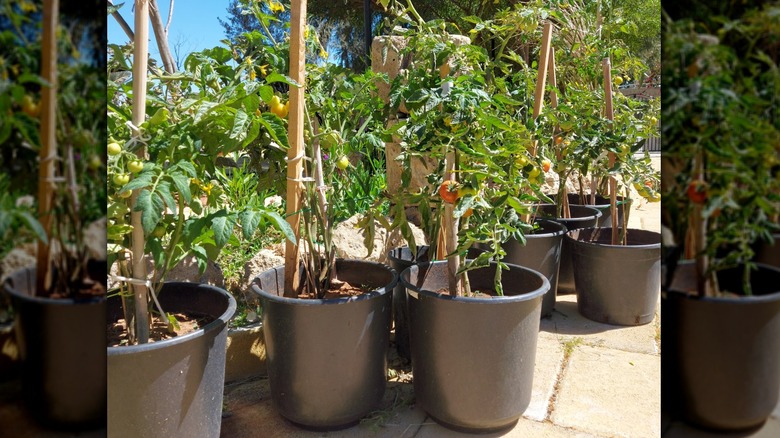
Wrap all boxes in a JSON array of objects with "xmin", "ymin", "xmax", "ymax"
[
  {"xmin": 127, "ymin": 160, "xmax": 144, "ymax": 174},
  {"xmin": 320, "ymin": 130, "xmax": 341, "ymax": 150},
  {"xmin": 89, "ymin": 155, "xmax": 103, "ymax": 170},
  {"xmin": 336, "ymin": 155, "xmax": 349, "ymax": 170},
  {"xmin": 108, "ymin": 142, "xmax": 122, "ymax": 156},
  {"xmin": 118, "ymin": 190, "xmax": 132, "ymax": 199},
  {"xmin": 112, "ymin": 173, "xmax": 130, "ymax": 186},
  {"xmin": 152, "ymin": 225, "xmax": 166, "ymax": 238}
]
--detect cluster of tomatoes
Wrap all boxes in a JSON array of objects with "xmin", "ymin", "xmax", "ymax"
[
  {"xmin": 108, "ymin": 141, "xmax": 144, "ymax": 193},
  {"xmin": 631, "ymin": 180, "xmax": 661, "ymax": 203}
]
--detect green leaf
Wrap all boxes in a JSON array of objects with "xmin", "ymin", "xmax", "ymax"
[
  {"xmin": 146, "ymin": 237, "xmax": 165, "ymax": 269},
  {"xmin": 211, "ymin": 211, "xmax": 236, "ymax": 248},
  {"xmin": 166, "ymin": 313, "xmax": 181, "ymax": 331},
  {"xmin": 239, "ymin": 209, "xmax": 262, "ymax": 239},
  {"xmin": 169, "ymin": 172, "xmax": 192, "ymax": 204},
  {"xmin": 120, "ymin": 173, "xmax": 154, "ymax": 193},
  {"xmin": 258, "ymin": 85, "xmax": 275, "ymax": 104},
  {"xmin": 15, "ymin": 211, "xmax": 48, "ymax": 243},
  {"xmin": 259, "ymin": 112, "xmax": 290, "ymax": 148},
  {"xmin": 262, "ymin": 210, "xmax": 297, "ymax": 244},
  {"xmin": 108, "ymin": 223, "xmax": 133, "ymax": 241},
  {"xmin": 134, "ymin": 189, "xmax": 164, "ymax": 234},
  {"xmin": 265, "ymin": 73, "xmax": 301, "ymax": 88},
  {"xmin": 156, "ymin": 181, "xmax": 177, "ymax": 215},
  {"xmin": 230, "ymin": 108, "xmax": 250, "ymax": 140},
  {"xmin": 175, "ymin": 161, "xmax": 198, "ymax": 178}
]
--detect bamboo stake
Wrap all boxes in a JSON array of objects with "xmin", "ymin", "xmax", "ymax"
[
  {"xmin": 130, "ymin": 0, "xmax": 150, "ymax": 343},
  {"xmin": 530, "ymin": 21, "xmax": 553, "ymax": 158},
  {"xmin": 602, "ymin": 58, "xmax": 618, "ymax": 245},
  {"xmin": 284, "ymin": 0, "xmax": 307, "ymax": 297},
  {"xmin": 435, "ymin": 63, "xmax": 461, "ymax": 295},
  {"xmin": 548, "ymin": 47, "xmax": 570, "ymax": 219},
  {"xmin": 35, "ymin": 0, "xmax": 58, "ymax": 296}
]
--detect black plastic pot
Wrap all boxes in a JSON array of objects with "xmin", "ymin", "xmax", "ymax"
[
  {"xmin": 664, "ymin": 261, "xmax": 780, "ymax": 431},
  {"xmin": 501, "ymin": 219, "xmax": 565, "ymax": 317},
  {"xmin": 566, "ymin": 227, "xmax": 661, "ymax": 325},
  {"xmin": 753, "ymin": 232, "xmax": 780, "ymax": 268},
  {"xmin": 386, "ymin": 245, "xmax": 431, "ymax": 361},
  {"xmin": 107, "ymin": 282, "xmax": 236, "ymax": 438},
  {"xmin": 566, "ymin": 193, "xmax": 630, "ymax": 228},
  {"xmin": 3, "ymin": 267, "xmax": 106, "ymax": 430},
  {"xmin": 250, "ymin": 259, "xmax": 396, "ymax": 430},
  {"xmin": 534, "ymin": 204, "xmax": 602, "ymax": 294},
  {"xmin": 402, "ymin": 261, "xmax": 549, "ymax": 433},
  {"xmin": 386, "ymin": 246, "xmax": 483, "ymax": 361}
]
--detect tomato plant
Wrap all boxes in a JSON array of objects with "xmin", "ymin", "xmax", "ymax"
[
  {"xmin": 662, "ymin": 8, "xmax": 780, "ymax": 296},
  {"xmin": 107, "ymin": 22, "xmax": 299, "ymax": 292}
]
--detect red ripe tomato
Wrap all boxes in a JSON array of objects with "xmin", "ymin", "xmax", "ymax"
[
  {"xmin": 687, "ymin": 181, "xmax": 707, "ymax": 204},
  {"xmin": 438, "ymin": 180, "xmax": 459, "ymax": 204}
]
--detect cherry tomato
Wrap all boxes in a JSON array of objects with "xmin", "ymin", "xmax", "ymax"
[
  {"xmin": 687, "ymin": 181, "xmax": 707, "ymax": 204},
  {"xmin": 438, "ymin": 180, "xmax": 459, "ymax": 204},
  {"xmin": 108, "ymin": 142, "xmax": 122, "ymax": 156},
  {"xmin": 113, "ymin": 173, "xmax": 130, "ymax": 186},
  {"xmin": 127, "ymin": 160, "xmax": 144, "ymax": 174}
]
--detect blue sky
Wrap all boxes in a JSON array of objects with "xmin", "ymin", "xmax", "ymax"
[{"xmin": 108, "ymin": 1, "xmax": 233, "ymax": 66}]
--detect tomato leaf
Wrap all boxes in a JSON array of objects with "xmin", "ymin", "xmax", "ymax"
[{"xmin": 134, "ymin": 189, "xmax": 164, "ymax": 234}]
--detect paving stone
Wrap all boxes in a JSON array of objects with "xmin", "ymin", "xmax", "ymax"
[
  {"xmin": 414, "ymin": 416, "xmax": 602, "ymax": 437},
  {"xmin": 524, "ymin": 335, "xmax": 566, "ymax": 421},
  {"xmin": 220, "ymin": 377, "xmax": 425, "ymax": 438},
  {"xmin": 541, "ymin": 294, "xmax": 659, "ymax": 355},
  {"xmin": 551, "ymin": 344, "xmax": 660, "ymax": 438}
]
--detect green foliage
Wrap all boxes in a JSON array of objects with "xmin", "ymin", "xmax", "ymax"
[
  {"xmin": 662, "ymin": 4, "xmax": 780, "ymax": 295},
  {"xmin": 107, "ymin": 30, "xmax": 297, "ymax": 287},
  {"xmin": 1, "ymin": 2, "xmax": 107, "ymax": 298}
]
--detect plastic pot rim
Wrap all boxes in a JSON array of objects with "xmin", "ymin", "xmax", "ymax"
[
  {"xmin": 107, "ymin": 281, "xmax": 236, "ymax": 355},
  {"xmin": 565, "ymin": 227, "xmax": 661, "ymax": 250},
  {"xmin": 250, "ymin": 259, "xmax": 398, "ymax": 306},
  {"xmin": 401, "ymin": 260, "xmax": 549, "ymax": 304},
  {"xmin": 665, "ymin": 261, "xmax": 780, "ymax": 305},
  {"xmin": 4, "ymin": 267, "xmax": 106, "ymax": 306}
]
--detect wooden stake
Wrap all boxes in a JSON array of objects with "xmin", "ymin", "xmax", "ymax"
[
  {"xmin": 530, "ymin": 21, "xmax": 553, "ymax": 158},
  {"xmin": 284, "ymin": 0, "xmax": 307, "ymax": 297},
  {"xmin": 602, "ymin": 58, "xmax": 618, "ymax": 245},
  {"xmin": 36, "ymin": 0, "xmax": 58, "ymax": 296},
  {"xmin": 130, "ymin": 0, "xmax": 150, "ymax": 343},
  {"xmin": 548, "ymin": 47, "xmax": 570, "ymax": 219}
]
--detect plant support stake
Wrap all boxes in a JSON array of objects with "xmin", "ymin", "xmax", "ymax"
[
  {"xmin": 284, "ymin": 0, "xmax": 307, "ymax": 297},
  {"xmin": 530, "ymin": 21, "xmax": 553, "ymax": 158},
  {"xmin": 36, "ymin": 0, "xmax": 58, "ymax": 295},
  {"xmin": 130, "ymin": 0, "xmax": 151, "ymax": 343},
  {"xmin": 602, "ymin": 57, "xmax": 619, "ymax": 245}
]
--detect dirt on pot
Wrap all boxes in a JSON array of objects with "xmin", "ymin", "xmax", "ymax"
[
  {"xmin": 296, "ymin": 279, "xmax": 374, "ymax": 299},
  {"xmin": 107, "ymin": 311, "xmax": 215, "ymax": 347}
]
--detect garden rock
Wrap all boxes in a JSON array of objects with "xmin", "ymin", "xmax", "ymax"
[
  {"xmin": 241, "ymin": 249, "xmax": 285, "ymax": 292},
  {"xmin": 108, "ymin": 255, "xmax": 225, "ymax": 289},
  {"xmin": 331, "ymin": 214, "xmax": 427, "ymax": 263},
  {"xmin": 84, "ymin": 217, "xmax": 107, "ymax": 261},
  {"xmin": 0, "ymin": 244, "xmax": 36, "ymax": 282}
]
